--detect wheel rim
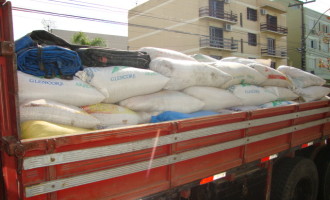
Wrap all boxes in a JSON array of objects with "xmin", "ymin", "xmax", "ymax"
[{"xmin": 293, "ymin": 178, "xmax": 313, "ymax": 200}]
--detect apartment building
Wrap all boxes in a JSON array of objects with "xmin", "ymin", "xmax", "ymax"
[
  {"xmin": 128, "ymin": 0, "xmax": 288, "ymax": 67},
  {"xmin": 287, "ymin": 7, "xmax": 330, "ymax": 80}
]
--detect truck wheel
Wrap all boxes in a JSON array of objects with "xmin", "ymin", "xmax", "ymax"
[
  {"xmin": 270, "ymin": 157, "xmax": 318, "ymax": 200},
  {"xmin": 314, "ymin": 148, "xmax": 330, "ymax": 200}
]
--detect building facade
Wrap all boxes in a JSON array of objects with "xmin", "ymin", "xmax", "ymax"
[
  {"xmin": 128, "ymin": 0, "xmax": 288, "ymax": 67},
  {"xmin": 287, "ymin": 7, "xmax": 330, "ymax": 80}
]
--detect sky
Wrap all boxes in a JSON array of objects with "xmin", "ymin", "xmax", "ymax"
[{"xmin": 8, "ymin": 0, "xmax": 330, "ymax": 40}]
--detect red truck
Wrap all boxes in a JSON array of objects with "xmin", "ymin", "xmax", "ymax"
[{"xmin": 1, "ymin": 1, "xmax": 330, "ymax": 200}]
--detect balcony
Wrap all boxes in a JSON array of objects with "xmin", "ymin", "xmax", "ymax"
[
  {"xmin": 261, "ymin": 48, "xmax": 287, "ymax": 58},
  {"xmin": 260, "ymin": 23, "xmax": 288, "ymax": 35},
  {"xmin": 258, "ymin": 0, "xmax": 287, "ymax": 13},
  {"xmin": 199, "ymin": 7, "xmax": 237, "ymax": 24},
  {"xmin": 200, "ymin": 37, "xmax": 238, "ymax": 51}
]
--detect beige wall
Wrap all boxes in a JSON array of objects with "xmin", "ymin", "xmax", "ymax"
[{"xmin": 128, "ymin": 0, "xmax": 288, "ymax": 66}]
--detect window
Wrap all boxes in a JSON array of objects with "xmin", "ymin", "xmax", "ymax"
[
  {"xmin": 270, "ymin": 61, "xmax": 276, "ymax": 69},
  {"xmin": 247, "ymin": 8, "xmax": 257, "ymax": 21},
  {"xmin": 267, "ymin": 38, "xmax": 276, "ymax": 55},
  {"xmin": 310, "ymin": 39, "xmax": 318, "ymax": 49},
  {"xmin": 248, "ymin": 33, "xmax": 257, "ymax": 46}
]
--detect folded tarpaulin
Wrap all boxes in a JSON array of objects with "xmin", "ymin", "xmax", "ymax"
[
  {"xmin": 150, "ymin": 111, "xmax": 219, "ymax": 123},
  {"xmin": 17, "ymin": 45, "xmax": 83, "ymax": 79},
  {"xmin": 76, "ymin": 48, "xmax": 151, "ymax": 69}
]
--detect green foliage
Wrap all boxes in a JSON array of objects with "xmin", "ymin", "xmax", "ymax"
[{"xmin": 72, "ymin": 32, "xmax": 107, "ymax": 47}]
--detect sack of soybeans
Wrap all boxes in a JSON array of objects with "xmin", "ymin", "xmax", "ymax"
[
  {"xmin": 76, "ymin": 66, "xmax": 169, "ymax": 103},
  {"xmin": 20, "ymin": 99, "xmax": 100, "ymax": 129},
  {"xmin": 18, "ymin": 71, "xmax": 105, "ymax": 107},
  {"xmin": 82, "ymin": 103, "xmax": 140, "ymax": 128},
  {"xmin": 228, "ymin": 84, "xmax": 278, "ymax": 106},
  {"xmin": 183, "ymin": 86, "xmax": 242, "ymax": 111},
  {"xmin": 277, "ymin": 65, "xmax": 326, "ymax": 88},
  {"xmin": 212, "ymin": 62, "xmax": 266, "ymax": 88},
  {"xmin": 247, "ymin": 63, "xmax": 292, "ymax": 88},
  {"xmin": 139, "ymin": 47, "xmax": 196, "ymax": 61},
  {"xmin": 149, "ymin": 57, "xmax": 232, "ymax": 90},
  {"xmin": 119, "ymin": 90, "xmax": 204, "ymax": 113}
]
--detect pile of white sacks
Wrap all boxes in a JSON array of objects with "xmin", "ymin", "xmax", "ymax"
[{"xmin": 18, "ymin": 47, "xmax": 330, "ymax": 139}]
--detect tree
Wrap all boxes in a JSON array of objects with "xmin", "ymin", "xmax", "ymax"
[{"xmin": 72, "ymin": 32, "xmax": 107, "ymax": 47}]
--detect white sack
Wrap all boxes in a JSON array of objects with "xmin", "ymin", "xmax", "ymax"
[
  {"xmin": 228, "ymin": 105, "xmax": 260, "ymax": 112},
  {"xmin": 183, "ymin": 86, "xmax": 242, "ymax": 110},
  {"xmin": 212, "ymin": 62, "xmax": 267, "ymax": 88},
  {"xmin": 264, "ymin": 86, "xmax": 299, "ymax": 101},
  {"xmin": 191, "ymin": 54, "xmax": 218, "ymax": 63},
  {"xmin": 18, "ymin": 71, "xmax": 105, "ymax": 107},
  {"xmin": 82, "ymin": 103, "xmax": 140, "ymax": 128},
  {"xmin": 136, "ymin": 111, "xmax": 161, "ymax": 124},
  {"xmin": 277, "ymin": 65, "xmax": 326, "ymax": 88},
  {"xmin": 228, "ymin": 84, "xmax": 278, "ymax": 106},
  {"xmin": 76, "ymin": 66, "xmax": 169, "ymax": 103},
  {"xmin": 119, "ymin": 90, "xmax": 204, "ymax": 113},
  {"xmin": 294, "ymin": 86, "xmax": 330, "ymax": 102},
  {"xmin": 259, "ymin": 100, "xmax": 297, "ymax": 108},
  {"xmin": 247, "ymin": 63, "xmax": 292, "ymax": 88},
  {"xmin": 149, "ymin": 57, "xmax": 232, "ymax": 90},
  {"xmin": 20, "ymin": 99, "xmax": 100, "ymax": 129},
  {"xmin": 220, "ymin": 57, "xmax": 272, "ymax": 67},
  {"xmin": 139, "ymin": 47, "xmax": 196, "ymax": 61}
]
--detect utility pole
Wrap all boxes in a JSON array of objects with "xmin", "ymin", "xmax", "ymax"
[{"xmin": 288, "ymin": 0, "xmax": 315, "ymax": 71}]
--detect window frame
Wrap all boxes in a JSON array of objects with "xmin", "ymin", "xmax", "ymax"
[
  {"xmin": 248, "ymin": 33, "xmax": 257, "ymax": 46},
  {"xmin": 247, "ymin": 7, "xmax": 257, "ymax": 21}
]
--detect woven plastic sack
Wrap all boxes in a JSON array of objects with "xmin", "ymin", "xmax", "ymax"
[
  {"xmin": 139, "ymin": 47, "xmax": 196, "ymax": 61},
  {"xmin": 264, "ymin": 86, "xmax": 299, "ymax": 101},
  {"xmin": 228, "ymin": 84, "xmax": 278, "ymax": 106},
  {"xmin": 82, "ymin": 103, "xmax": 140, "ymax": 128},
  {"xmin": 149, "ymin": 57, "xmax": 232, "ymax": 90},
  {"xmin": 20, "ymin": 99, "xmax": 100, "ymax": 129},
  {"xmin": 18, "ymin": 71, "xmax": 105, "ymax": 107},
  {"xmin": 247, "ymin": 63, "xmax": 292, "ymax": 88},
  {"xmin": 259, "ymin": 100, "xmax": 297, "ymax": 108},
  {"xmin": 183, "ymin": 86, "xmax": 242, "ymax": 111},
  {"xmin": 294, "ymin": 86, "xmax": 330, "ymax": 102},
  {"xmin": 212, "ymin": 62, "xmax": 266, "ymax": 89},
  {"xmin": 119, "ymin": 90, "xmax": 204, "ymax": 113},
  {"xmin": 21, "ymin": 120, "xmax": 93, "ymax": 139},
  {"xmin": 220, "ymin": 57, "xmax": 272, "ymax": 66},
  {"xmin": 76, "ymin": 66, "xmax": 169, "ymax": 103},
  {"xmin": 191, "ymin": 54, "xmax": 218, "ymax": 63},
  {"xmin": 228, "ymin": 105, "xmax": 260, "ymax": 112},
  {"xmin": 137, "ymin": 111, "xmax": 161, "ymax": 123},
  {"xmin": 277, "ymin": 65, "xmax": 326, "ymax": 88}
]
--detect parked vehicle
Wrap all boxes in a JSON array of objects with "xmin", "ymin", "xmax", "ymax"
[{"xmin": 1, "ymin": 1, "xmax": 330, "ymax": 200}]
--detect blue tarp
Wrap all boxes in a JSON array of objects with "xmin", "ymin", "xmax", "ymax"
[
  {"xmin": 150, "ymin": 111, "xmax": 219, "ymax": 123},
  {"xmin": 17, "ymin": 45, "xmax": 82, "ymax": 78},
  {"xmin": 15, "ymin": 34, "xmax": 82, "ymax": 79}
]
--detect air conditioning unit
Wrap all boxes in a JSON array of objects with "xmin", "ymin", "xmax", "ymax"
[
  {"xmin": 260, "ymin": 9, "xmax": 267, "ymax": 15},
  {"xmin": 310, "ymin": 29, "xmax": 316, "ymax": 34},
  {"xmin": 224, "ymin": 0, "xmax": 230, "ymax": 4},
  {"xmin": 225, "ymin": 24, "xmax": 232, "ymax": 31}
]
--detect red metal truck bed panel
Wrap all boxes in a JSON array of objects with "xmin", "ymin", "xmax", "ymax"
[{"xmin": 17, "ymin": 101, "xmax": 330, "ymax": 199}]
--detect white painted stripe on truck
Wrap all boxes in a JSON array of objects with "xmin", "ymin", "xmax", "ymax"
[
  {"xmin": 23, "ymin": 107, "xmax": 330, "ymax": 170},
  {"xmin": 25, "ymin": 118, "xmax": 330, "ymax": 197}
]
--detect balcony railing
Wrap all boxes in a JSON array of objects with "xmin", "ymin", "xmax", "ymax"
[
  {"xmin": 200, "ymin": 37, "xmax": 238, "ymax": 51},
  {"xmin": 260, "ymin": 23, "xmax": 288, "ymax": 35},
  {"xmin": 261, "ymin": 48, "xmax": 287, "ymax": 58},
  {"xmin": 199, "ymin": 7, "xmax": 237, "ymax": 23}
]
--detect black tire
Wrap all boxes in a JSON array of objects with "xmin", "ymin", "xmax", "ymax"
[
  {"xmin": 314, "ymin": 148, "xmax": 330, "ymax": 200},
  {"xmin": 271, "ymin": 157, "xmax": 319, "ymax": 200}
]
